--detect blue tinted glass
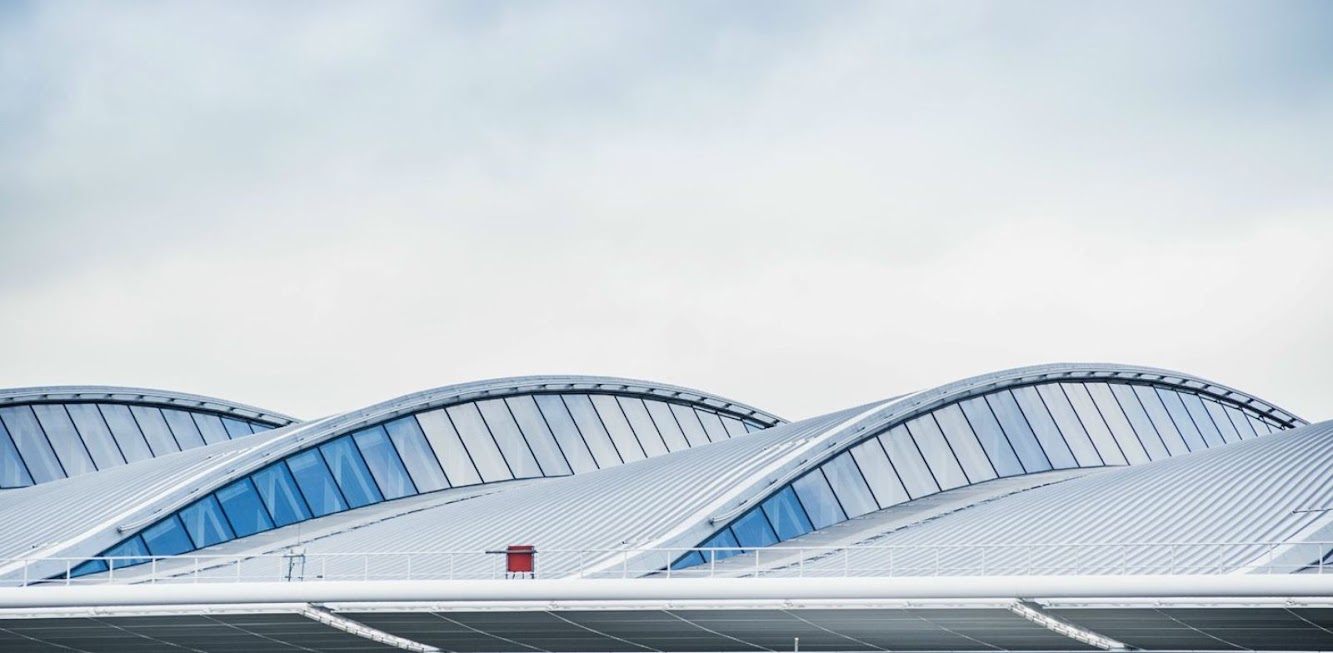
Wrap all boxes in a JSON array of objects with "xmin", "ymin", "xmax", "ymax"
[
  {"xmin": 105, "ymin": 537, "xmax": 150, "ymax": 569},
  {"xmin": 286, "ymin": 450, "xmax": 347, "ymax": 516},
  {"xmin": 957, "ymin": 397, "xmax": 1025, "ymax": 476},
  {"xmin": 904, "ymin": 415, "xmax": 969, "ymax": 488},
  {"xmin": 64, "ymin": 404, "xmax": 125, "ymax": 469},
  {"xmin": 1061, "ymin": 384, "xmax": 1128, "ymax": 465},
  {"xmin": 1011, "ymin": 387, "xmax": 1077, "ymax": 469},
  {"xmin": 671, "ymin": 550, "xmax": 706, "ymax": 570},
  {"xmin": 161, "ymin": 409, "xmax": 206, "ymax": 449},
  {"xmin": 383, "ymin": 416, "xmax": 451, "ymax": 492},
  {"xmin": 744, "ymin": 421, "xmax": 762, "ymax": 433},
  {"xmin": 1110, "ymin": 385, "xmax": 1168, "ymax": 461},
  {"xmin": 179, "ymin": 495, "xmax": 235, "ymax": 549},
  {"xmin": 0, "ymin": 406, "xmax": 64, "ymax": 483},
  {"xmin": 1180, "ymin": 393, "xmax": 1225, "ymax": 447},
  {"xmin": 701, "ymin": 529, "xmax": 741, "ymax": 562},
  {"xmin": 1133, "ymin": 386, "xmax": 1189, "ymax": 455},
  {"xmin": 761, "ymin": 486, "xmax": 814, "ymax": 541},
  {"xmin": 130, "ymin": 406, "xmax": 179, "ymax": 456},
  {"xmin": 1157, "ymin": 389, "xmax": 1206, "ymax": 450},
  {"xmin": 0, "ymin": 418, "xmax": 33, "ymax": 487},
  {"xmin": 821, "ymin": 451, "xmax": 878, "ymax": 517},
  {"xmin": 644, "ymin": 401, "xmax": 690, "ymax": 452},
  {"xmin": 70, "ymin": 558, "xmax": 107, "ymax": 577},
  {"xmin": 251, "ymin": 462, "xmax": 311, "ymax": 526},
  {"xmin": 879, "ymin": 425, "xmax": 939, "ymax": 497},
  {"xmin": 986, "ymin": 391, "xmax": 1051, "ymax": 473},
  {"xmin": 31, "ymin": 404, "xmax": 95, "ymax": 477},
  {"xmin": 99, "ymin": 405, "xmax": 152, "ymax": 463},
  {"xmin": 216, "ymin": 477, "xmax": 274, "ymax": 537},
  {"xmin": 730, "ymin": 509, "xmax": 778, "ymax": 548},
  {"xmin": 352, "ymin": 427, "xmax": 417, "ymax": 500},
  {"xmin": 792, "ymin": 470, "xmax": 846, "ymax": 529},
  {"xmin": 534, "ymin": 395, "xmax": 598, "ymax": 473},
  {"xmin": 142, "ymin": 516, "xmax": 193, "ymax": 556},
  {"xmin": 1035, "ymin": 385, "xmax": 1103, "ymax": 466},
  {"xmin": 221, "ymin": 418, "xmax": 255, "ymax": 438},
  {"xmin": 319, "ymin": 436, "xmax": 383, "ymax": 508},
  {"xmin": 192, "ymin": 414, "xmax": 231, "ymax": 445},
  {"xmin": 849, "ymin": 439, "xmax": 909, "ymax": 508}
]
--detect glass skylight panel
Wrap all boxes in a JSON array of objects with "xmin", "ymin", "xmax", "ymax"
[
  {"xmin": 141, "ymin": 516, "xmax": 193, "ymax": 556},
  {"xmin": 821, "ymin": 451, "xmax": 878, "ymax": 517},
  {"xmin": 761, "ymin": 486, "xmax": 814, "ymax": 540},
  {"xmin": 534, "ymin": 395, "xmax": 597, "ymax": 473},
  {"xmin": 695, "ymin": 410, "xmax": 729, "ymax": 442},
  {"xmin": 1085, "ymin": 383, "xmax": 1150, "ymax": 464},
  {"xmin": 904, "ymin": 415, "xmax": 969, "ymax": 488},
  {"xmin": 958, "ymin": 396, "xmax": 1026, "ymax": 476},
  {"xmin": 251, "ymin": 462, "xmax": 312, "ymax": 526},
  {"xmin": 287, "ymin": 449, "xmax": 348, "ymax": 516},
  {"xmin": 319, "ymin": 435, "xmax": 384, "ymax": 508},
  {"xmin": 669, "ymin": 403, "xmax": 711, "ymax": 447},
  {"xmin": 700, "ymin": 529, "xmax": 741, "ymax": 562},
  {"xmin": 1203, "ymin": 399, "xmax": 1242, "ymax": 443},
  {"xmin": 730, "ymin": 508, "xmax": 778, "ymax": 548},
  {"xmin": 616, "ymin": 396, "xmax": 668, "ymax": 457},
  {"xmin": 933, "ymin": 404, "xmax": 998, "ymax": 482},
  {"xmin": 562, "ymin": 395, "xmax": 621, "ymax": 468},
  {"xmin": 446, "ymin": 403, "xmax": 514, "ymax": 483},
  {"xmin": 98, "ymin": 404, "xmax": 153, "ymax": 463},
  {"xmin": 1225, "ymin": 405, "xmax": 1259, "ymax": 439},
  {"xmin": 1061, "ymin": 384, "xmax": 1127, "ymax": 465},
  {"xmin": 130, "ymin": 406, "xmax": 179, "ymax": 456},
  {"xmin": 383, "ymin": 416, "xmax": 451, "ymax": 492},
  {"xmin": 720, "ymin": 415, "xmax": 748, "ymax": 437},
  {"xmin": 352, "ymin": 426, "xmax": 417, "ymax": 500},
  {"xmin": 1034, "ymin": 385, "xmax": 1102, "ymax": 466},
  {"xmin": 849, "ymin": 438, "xmax": 909, "ymax": 508},
  {"xmin": 1156, "ymin": 388, "xmax": 1206, "ymax": 450},
  {"xmin": 792, "ymin": 470, "xmax": 847, "ymax": 529},
  {"xmin": 1132, "ymin": 386, "xmax": 1189, "ymax": 454},
  {"xmin": 161, "ymin": 409, "xmax": 206, "ymax": 449},
  {"xmin": 643, "ymin": 400, "xmax": 689, "ymax": 451},
  {"xmin": 1109, "ymin": 384, "xmax": 1168, "ymax": 461},
  {"xmin": 191, "ymin": 413, "xmax": 231, "ymax": 445},
  {"xmin": 64, "ymin": 403, "xmax": 125, "ymax": 468},
  {"xmin": 178, "ymin": 495, "xmax": 235, "ymax": 549},
  {"xmin": 879, "ymin": 425, "xmax": 939, "ymax": 498},
  {"xmin": 477, "ymin": 399, "xmax": 543, "ymax": 478},
  {"xmin": 1180, "ymin": 393, "xmax": 1224, "ymax": 447},
  {"xmin": 31, "ymin": 404, "xmax": 96, "ymax": 476},
  {"xmin": 1011, "ymin": 387, "xmax": 1078, "ymax": 469},
  {"xmin": 589, "ymin": 395, "xmax": 645, "ymax": 462},
  {"xmin": 0, "ymin": 418, "xmax": 33, "ymax": 487},
  {"xmin": 0, "ymin": 406, "xmax": 64, "ymax": 483},
  {"xmin": 985, "ymin": 391, "xmax": 1052, "ymax": 473},
  {"xmin": 415, "ymin": 409, "xmax": 483, "ymax": 486},
  {"xmin": 221, "ymin": 417, "xmax": 255, "ymax": 438},
  {"xmin": 216, "ymin": 477, "xmax": 275, "ymax": 537},
  {"xmin": 502, "ymin": 397, "xmax": 571, "ymax": 476}
]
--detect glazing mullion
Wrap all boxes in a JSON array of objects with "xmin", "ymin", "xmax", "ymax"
[
  {"xmin": 4, "ymin": 406, "xmax": 68, "ymax": 480},
  {"xmin": 613, "ymin": 396, "xmax": 665, "ymax": 458},
  {"xmin": 83, "ymin": 403, "xmax": 129, "ymax": 466},
  {"xmin": 468, "ymin": 402, "xmax": 518, "ymax": 479},
  {"xmin": 520, "ymin": 395, "xmax": 578, "ymax": 475},
  {"xmin": 980, "ymin": 394, "xmax": 1035, "ymax": 474},
  {"xmin": 1132, "ymin": 386, "xmax": 1191, "ymax": 454},
  {"xmin": 930, "ymin": 412, "xmax": 975, "ymax": 484},
  {"xmin": 410, "ymin": 414, "xmax": 454, "ymax": 486},
  {"xmin": 1032, "ymin": 385, "xmax": 1102, "ymax": 466},
  {"xmin": 947, "ymin": 402, "xmax": 1003, "ymax": 478},
  {"xmin": 589, "ymin": 395, "xmax": 645, "ymax": 461},
  {"xmin": 502, "ymin": 397, "xmax": 569, "ymax": 477},
  {"xmin": 0, "ymin": 416, "xmax": 35, "ymax": 487},
  {"xmin": 1155, "ymin": 388, "xmax": 1206, "ymax": 451},
  {"xmin": 1063, "ymin": 383, "xmax": 1129, "ymax": 464},
  {"xmin": 839, "ymin": 446, "xmax": 886, "ymax": 515},
  {"xmin": 42, "ymin": 404, "xmax": 98, "ymax": 473},
  {"xmin": 439, "ymin": 407, "xmax": 490, "ymax": 483},
  {"xmin": 871, "ymin": 434, "xmax": 913, "ymax": 506},
  {"xmin": 1225, "ymin": 404, "xmax": 1259, "ymax": 439},
  {"xmin": 1002, "ymin": 389, "xmax": 1060, "ymax": 470},
  {"xmin": 1118, "ymin": 384, "xmax": 1173, "ymax": 458}
]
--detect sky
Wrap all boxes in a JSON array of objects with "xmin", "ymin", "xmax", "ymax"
[{"xmin": 1, "ymin": 0, "xmax": 1330, "ymax": 422}]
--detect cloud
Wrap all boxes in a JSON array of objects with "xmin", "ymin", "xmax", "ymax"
[{"xmin": 0, "ymin": 1, "xmax": 1330, "ymax": 421}]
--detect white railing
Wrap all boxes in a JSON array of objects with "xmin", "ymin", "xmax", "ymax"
[{"xmin": 3, "ymin": 541, "xmax": 1331, "ymax": 587}]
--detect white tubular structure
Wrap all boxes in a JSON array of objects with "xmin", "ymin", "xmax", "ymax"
[{"xmin": 3, "ymin": 575, "xmax": 1333, "ymax": 610}]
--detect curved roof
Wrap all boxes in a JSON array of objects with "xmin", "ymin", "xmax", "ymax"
[
  {"xmin": 0, "ymin": 385, "xmax": 298, "ymax": 489},
  {"xmin": 0, "ymin": 386, "xmax": 299, "ymax": 426},
  {"xmin": 0, "ymin": 375, "xmax": 784, "ymax": 582}
]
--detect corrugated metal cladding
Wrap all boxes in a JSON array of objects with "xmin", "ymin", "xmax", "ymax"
[{"xmin": 0, "ymin": 364, "xmax": 1320, "ymax": 586}]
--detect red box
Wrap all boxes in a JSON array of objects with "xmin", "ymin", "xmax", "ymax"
[{"xmin": 506, "ymin": 545, "xmax": 536, "ymax": 574}]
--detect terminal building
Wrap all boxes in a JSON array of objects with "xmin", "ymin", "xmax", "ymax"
[{"xmin": 0, "ymin": 363, "xmax": 1329, "ymax": 652}]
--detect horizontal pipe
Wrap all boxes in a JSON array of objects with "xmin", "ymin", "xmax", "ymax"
[{"xmin": 3, "ymin": 575, "xmax": 1333, "ymax": 609}]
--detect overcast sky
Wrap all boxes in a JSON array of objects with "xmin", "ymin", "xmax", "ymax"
[{"xmin": 1, "ymin": 1, "xmax": 1330, "ymax": 422}]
